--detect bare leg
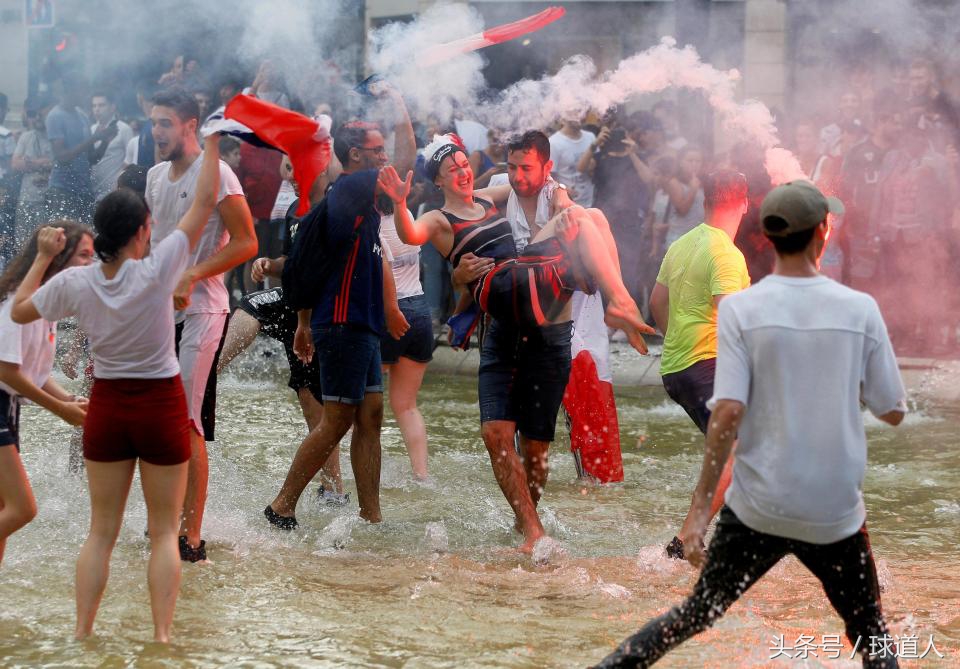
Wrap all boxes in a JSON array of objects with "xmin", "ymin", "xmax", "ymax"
[
  {"xmin": 216, "ymin": 310, "xmax": 262, "ymax": 374},
  {"xmin": 75, "ymin": 459, "xmax": 136, "ymax": 640},
  {"xmin": 179, "ymin": 430, "xmax": 207, "ymax": 549},
  {"xmin": 0, "ymin": 446, "xmax": 38, "ymax": 566},
  {"xmin": 517, "ymin": 436, "xmax": 550, "ymax": 508},
  {"xmin": 384, "ymin": 358, "xmax": 430, "ymax": 480},
  {"xmin": 351, "ymin": 392, "xmax": 384, "ymax": 523},
  {"xmin": 140, "ymin": 460, "xmax": 188, "ymax": 643},
  {"xmin": 534, "ymin": 207, "xmax": 655, "ymax": 353},
  {"xmin": 481, "ymin": 420, "xmax": 543, "ymax": 552},
  {"xmin": 270, "ymin": 401, "xmax": 355, "ymax": 517},
  {"xmin": 296, "ymin": 389, "xmax": 343, "ymax": 494},
  {"xmin": 585, "ymin": 207, "xmax": 621, "ymax": 269}
]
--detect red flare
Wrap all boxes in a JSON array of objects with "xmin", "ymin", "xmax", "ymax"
[
  {"xmin": 483, "ymin": 6, "xmax": 565, "ymax": 44},
  {"xmin": 417, "ymin": 6, "xmax": 566, "ymax": 67},
  {"xmin": 224, "ymin": 95, "xmax": 331, "ymax": 216}
]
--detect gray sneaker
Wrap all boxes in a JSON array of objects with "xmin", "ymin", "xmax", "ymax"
[{"xmin": 317, "ymin": 485, "xmax": 350, "ymax": 507}]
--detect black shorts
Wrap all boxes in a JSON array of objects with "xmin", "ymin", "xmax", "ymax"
[
  {"xmin": 478, "ymin": 318, "xmax": 572, "ymax": 442},
  {"xmin": 175, "ymin": 317, "xmax": 228, "ymax": 442},
  {"xmin": 661, "ymin": 357, "xmax": 716, "ymax": 435},
  {"xmin": 0, "ymin": 389, "xmax": 21, "ymax": 452},
  {"xmin": 380, "ymin": 294, "xmax": 434, "ymax": 364},
  {"xmin": 237, "ymin": 287, "xmax": 323, "ymax": 402}
]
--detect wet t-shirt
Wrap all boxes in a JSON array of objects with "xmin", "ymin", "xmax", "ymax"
[{"xmin": 710, "ymin": 275, "xmax": 907, "ymax": 544}]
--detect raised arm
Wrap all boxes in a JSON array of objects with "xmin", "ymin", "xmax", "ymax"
[
  {"xmin": 11, "ymin": 227, "xmax": 66, "ymax": 325},
  {"xmin": 176, "ymin": 134, "xmax": 224, "ymax": 250},
  {"xmin": 172, "ymin": 137, "xmax": 257, "ymax": 310},
  {"xmin": 373, "ymin": 83, "xmax": 416, "ymax": 176},
  {"xmin": 377, "ymin": 166, "xmax": 437, "ymax": 247}
]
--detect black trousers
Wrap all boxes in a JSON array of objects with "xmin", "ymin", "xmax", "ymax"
[{"xmin": 593, "ymin": 507, "xmax": 898, "ymax": 669}]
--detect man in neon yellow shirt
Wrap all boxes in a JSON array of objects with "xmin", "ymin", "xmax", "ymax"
[{"xmin": 650, "ymin": 170, "xmax": 750, "ymax": 559}]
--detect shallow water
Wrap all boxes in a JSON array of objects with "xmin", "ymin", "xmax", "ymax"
[{"xmin": 2, "ymin": 347, "xmax": 959, "ymax": 668}]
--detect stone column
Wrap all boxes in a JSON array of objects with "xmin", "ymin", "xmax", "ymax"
[
  {"xmin": 0, "ymin": 0, "xmax": 29, "ymax": 128},
  {"xmin": 742, "ymin": 0, "xmax": 787, "ymax": 113}
]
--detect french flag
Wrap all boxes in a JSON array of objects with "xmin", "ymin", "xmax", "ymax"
[
  {"xmin": 201, "ymin": 95, "xmax": 331, "ymax": 216},
  {"xmin": 563, "ymin": 292, "xmax": 624, "ymax": 483}
]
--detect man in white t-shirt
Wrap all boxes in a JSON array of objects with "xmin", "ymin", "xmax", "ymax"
[
  {"xmin": 549, "ymin": 116, "xmax": 595, "ymax": 207},
  {"xmin": 90, "ymin": 92, "xmax": 134, "ymax": 201},
  {"xmin": 593, "ymin": 181, "xmax": 907, "ymax": 669},
  {"xmin": 145, "ymin": 88, "xmax": 256, "ymax": 562}
]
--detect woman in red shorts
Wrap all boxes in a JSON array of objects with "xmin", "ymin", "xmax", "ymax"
[{"xmin": 11, "ymin": 134, "xmax": 222, "ymax": 643}]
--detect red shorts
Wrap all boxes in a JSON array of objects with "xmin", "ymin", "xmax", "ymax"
[{"xmin": 83, "ymin": 376, "xmax": 192, "ymax": 466}]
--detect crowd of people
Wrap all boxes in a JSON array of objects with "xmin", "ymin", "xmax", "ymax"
[{"xmin": 0, "ymin": 49, "xmax": 927, "ymax": 667}]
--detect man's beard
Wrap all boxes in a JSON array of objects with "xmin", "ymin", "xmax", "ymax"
[
  {"xmin": 511, "ymin": 180, "xmax": 544, "ymax": 198},
  {"xmin": 165, "ymin": 142, "xmax": 184, "ymax": 162}
]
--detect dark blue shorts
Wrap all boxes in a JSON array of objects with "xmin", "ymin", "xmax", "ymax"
[
  {"xmin": 0, "ymin": 389, "xmax": 21, "ymax": 452},
  {"xmin": 381, "ymin": 294, "xmax": 434, "ymax": 364},
  {"xmin": 478, "ymin": 318, "xmax": 572, "ymax": 442},
  {"xmin": 313, "ymin": 324, "xmax": 383, "ymax": 405},
  {"xmin": 661, "ymin": 357, "xmax": 716, "ymax": 434}
]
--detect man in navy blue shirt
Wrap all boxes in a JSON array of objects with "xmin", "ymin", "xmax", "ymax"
[{"xmin": 265, "ymin": 83, "xmax": 415, "ymax": 527}]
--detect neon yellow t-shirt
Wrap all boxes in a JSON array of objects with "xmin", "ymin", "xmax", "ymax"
[{"xmin": 656, "ymin": 223, "xmax": 750, "ymax": 375}]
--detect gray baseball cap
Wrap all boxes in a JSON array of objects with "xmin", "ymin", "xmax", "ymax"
[{"xmin": 760, "ymin": 180, "xmax": 844, "ymax": 237}]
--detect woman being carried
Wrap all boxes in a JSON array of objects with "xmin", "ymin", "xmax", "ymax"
[
  {"xmin": 11, "ymin": 134, "xmax": 223, "ymax": 643},
  {"xmin": 377, "ymin": 135, "xmax": 654, "ymax": 351}
]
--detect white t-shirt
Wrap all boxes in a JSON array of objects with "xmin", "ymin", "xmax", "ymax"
[
  {"xmin": 124, "ymin": 135, "xmax": 139, "ymax": 166},
  {"xmin": 145, "ymin": 154, "xmax": 244, "ymax": 316},
  {"xmin": 0, "ymin": 297, "xmax": 56, "ymax": 396},
  {"xmin": 710, "ymin": 275, "xmax": 908, "ymax": 544},
  {"xmin": 379, "ymin": 212, "xmax": 421, "ymax": 300},
  {"xmin": 32, "ymin": 231, "xmax": 192, "ymax": 379},
  {"xmin": 549, "ymin": 130, "xmax": 596, "ymax": 207},
  {"xmin": 91, "ymin": 119, "xmax": 135, "ymax": 201},
  {"xmin": 270, "ymin": 180, "xmax": 297, "ymax": 221}
]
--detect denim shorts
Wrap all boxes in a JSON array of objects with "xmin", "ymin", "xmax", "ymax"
[
  {"xmin": 381, "ymin": 294, "xmax": 434, "ymax": 364},
  {"xmin": 661, "ymin": 357, "xmax": 716, "ymax": 434},
  {"xmin": 313, "ymin": 324, "xmax": 383, "ymax": 405},
  {"xmin": 478, "ymin": 318, "xmax": 572, "ymax": 442}
]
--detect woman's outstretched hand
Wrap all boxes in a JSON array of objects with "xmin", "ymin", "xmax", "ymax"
[{"xmin": 377, "ymin": 166, "xmax": 412, "ymax": 204}]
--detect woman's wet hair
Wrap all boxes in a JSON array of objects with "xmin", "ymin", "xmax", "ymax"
[
  {"xmin": 93, "ymin": 188, "xmax": 150, "ymax": 263},
  {"xmin": 0, "ymin": 220, "xmax": 92, "ymax": 297}
]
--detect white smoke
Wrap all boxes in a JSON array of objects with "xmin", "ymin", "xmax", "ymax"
[
  {"xmin": 370, "ymin": 5, "xmax": 803, "ymax": 183},
  {"xmin": 367, "ymin": 3, "xmax": 488, "ymax": 123}
]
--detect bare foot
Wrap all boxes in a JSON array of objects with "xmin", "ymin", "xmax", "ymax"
[
  {"xmin": 604, "ymin": 301, "xmax": 655, "ymax": 354},
  {"xmin": 359, "ymin": 509, "xmax": 382, "ymax": 523},
  {"xmin": 518, "ymin": 527, "xmax": 545, "ymax": 554}
]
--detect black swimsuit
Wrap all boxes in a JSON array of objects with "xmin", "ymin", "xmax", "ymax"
[{"xmin": 441, "ymin": 198, "xmax": 593, "ymax": 327}]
